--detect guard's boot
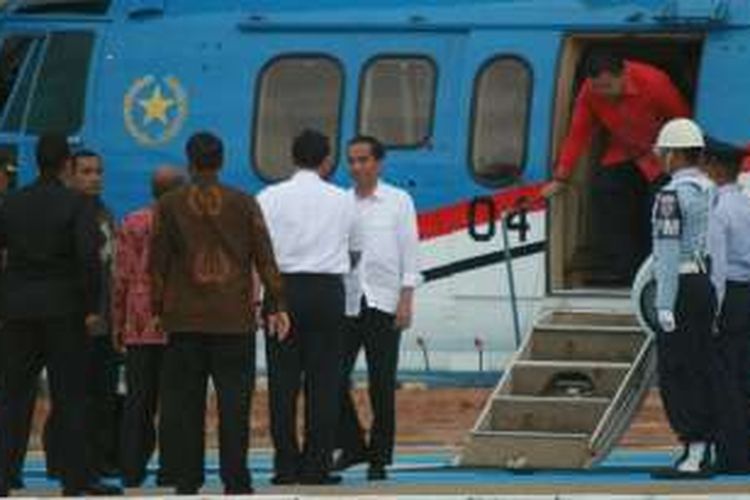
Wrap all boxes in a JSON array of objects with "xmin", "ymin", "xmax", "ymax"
[
  {"xmin": 652, "ymin": 442, "xmax": 713, "ymax": 479},
  {"xmin": 675, "ymin": 442, "xmax": 713, "ymax": 477}
]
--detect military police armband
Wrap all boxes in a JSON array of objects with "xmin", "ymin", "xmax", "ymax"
[{"xmin": 653, "ymin": 190, "xmax": 682, "ymax": 239}]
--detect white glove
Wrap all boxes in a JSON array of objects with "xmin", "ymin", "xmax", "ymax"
[{"xmin": 657, "ymin": 309, "xmax": 676, "ymax": 333}]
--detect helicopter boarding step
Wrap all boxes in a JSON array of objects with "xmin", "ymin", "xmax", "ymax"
[{"xmin": 461, "ymin": 307, "xmax": 655, "ymax": 469}]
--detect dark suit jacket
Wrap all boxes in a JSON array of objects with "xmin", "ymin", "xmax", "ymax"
[{"xmin": 0, "ymin": 176, "xmax": 101, "ymax": 319}]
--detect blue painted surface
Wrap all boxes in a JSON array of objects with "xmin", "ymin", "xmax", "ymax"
[
  {"xmin": 0, "ymin": 0, "xmax": 748, "ymax": 219},
  {"xmin": 15, "ymin": 449, "xmax": 750, "ymax": 491},
  {"xmin": 396, "ymin": 370, "xmax": 502, "ymax": 388}
]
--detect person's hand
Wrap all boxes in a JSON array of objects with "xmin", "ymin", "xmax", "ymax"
[
  {"xmin": 657, "ymin": 309, "xmax": 676, "ymax": 333},
  {"xmin": 252, "ymin": 302, "xmax": 265, "ymax": 330},
  {"xmin": 112, "ymin": 331, "xmax": 125, "ymax": 354},
  {"xmin": 394, "ymin": 295, "xmax": 413, "ymax": 331},
  {"xmin": 267, "ymin": 312, "xmax": 291, "ymax": 341},
  {"xmin": 85, "ymin": 314, "xmax": 102, "ymax": 336},
  {"xmin": 711, "ymin": 315, "xmax": 721, "ymax": 337},
  {"xmin": 149, "ymin": 316, "xmax": 162, "ymax": 333},
  {"xmin": 541, "ymin": 180, "xmax": 567, "ymax": 199}
]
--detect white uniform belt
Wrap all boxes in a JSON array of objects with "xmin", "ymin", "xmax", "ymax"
[{"xmin": 679, "ymin": 261, "xmax": 704, "ymax": 274}]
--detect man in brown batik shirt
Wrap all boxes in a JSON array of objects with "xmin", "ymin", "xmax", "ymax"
[{"xmin": 150, "ymin": 131, "xmax": 288, "ymax": 496}]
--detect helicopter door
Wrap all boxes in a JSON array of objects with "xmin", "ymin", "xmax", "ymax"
[{"xmin": 548, "ymin": 34, "xmax": 704, "ymax": 293}]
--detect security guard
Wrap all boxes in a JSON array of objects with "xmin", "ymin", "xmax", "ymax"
[
  {"xmin": 651, "ymin": 118, "xmax": 715, "ymax": 477},
  {"xmin": 0, "ymin": 135, "xmax": 121, "ymax": 496},
  {"xmin": 704, "ymin": 137, "xmax": 750, "ymax": 473}
]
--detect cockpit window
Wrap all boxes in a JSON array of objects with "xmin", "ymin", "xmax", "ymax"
[
  {"xmin": 0, "ymin": 31, "xmax": 94, "ymax": 135},
  {"xmin": 27, "ymin": 32, "xmax": 94, "ymax": 134},
  {"xmin": 0, "ymin": 36, "xmax": 35, "ymax": 121},
  {"xmin": 2, "ymin": 38, "xmax": 43, "ymax": 132}
]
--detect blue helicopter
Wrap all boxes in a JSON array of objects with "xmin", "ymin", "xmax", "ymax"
[{"xmin": 0, "ymin": 0, "xmax": 746, "ymax": 372}]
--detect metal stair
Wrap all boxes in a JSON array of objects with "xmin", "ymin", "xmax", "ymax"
[{"xmin": 461, "ymin": 309, "xmax": 655, "ymax": 469}]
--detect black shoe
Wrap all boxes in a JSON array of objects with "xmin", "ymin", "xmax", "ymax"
[
  {"xmin": 298, "ymin": 473, "xmax": 342, "ymax": 485},
  {"xmin": 332, "ymin": 449, "xmax": 368, "ymax": 471},
  {"xmin": 156, "ymin": 472, "xmax": 175, "ymax": 487},
  {"xmin": 367, "ymin": 465, "xmax": 387, "ymax": 481},
  {"xmin": 97, "ymin": 463, "xmax": 121, "ymax": 479},
  {"xmin": 225, "ymin": 485, "xmax": 254, "ymax": 495},
  {"xmin": 651, "ymin": 467, "xmax": 714, "ymax": 479},
  {"xmin": 175, "ymin": 485, "xmax": 199, "ymax": 495},
  {"xmin": 63, "ymin": 481, "xmax": 124, "ymax": 496},
  {"xmin": 717, "ymin": 467, "xmax": 750, "ymax": 475},
  {"xmin": 270, "ymin": 473, "xmax": 298, "ymax": 485},
  {"xmin": 122, "ymin": 478, "xmax": 142, "ymax": 489},
  {"xmin": 9, "ymin": 476, "xmax": 24, "ymax": 490}
]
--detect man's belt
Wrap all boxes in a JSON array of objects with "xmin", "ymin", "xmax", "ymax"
[{"xmin": 679, "ymin": 261, "xmax": 705, "ymax": 274}]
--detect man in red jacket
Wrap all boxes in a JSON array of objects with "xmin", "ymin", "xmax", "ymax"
[{"xmin": 544, "ymin": 50, "xmax": 690, "ymax": 285}]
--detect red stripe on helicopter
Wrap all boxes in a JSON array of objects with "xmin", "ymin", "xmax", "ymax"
[{"xmin": 417, "ymin": 182, "xmax": 547, "ymax": 240}]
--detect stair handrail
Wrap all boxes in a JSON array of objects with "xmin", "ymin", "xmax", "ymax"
[{"xmin": 500, "ymin": 194, "xmax": 539, "ymax": 348}]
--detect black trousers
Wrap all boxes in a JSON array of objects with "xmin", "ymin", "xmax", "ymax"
[
  {"xmin": 265, "ymin": 273, "xmax": 344, "ymax": 477},
  {"xmin": 160, "ymin": 333, "xmax": 254, "ymax": 492},
  {"xmin": 87, "ymin": 335, "xmax": 121, "ymax": 473},
  {"xmin": 0, "ymin": 338, "xmax": 40, "ymax": 485},
  {"xmin": 44, "ymin": 335, "xmax": 121, "ymax": 479},
  {"xmin": 0, "ymin": 315, "xmax": 89, "ymax": 492},
  {"xmin": 120, "ymin": 345, "xmax": 164, "ymax": 486},
  {"xmin": 337, "ymin": 307, "xmax": 401, "ymax": 466},
  {"xmin": 656, "ymin": 274, "xmax": 716, "ymax": 443},
  {"xmin": 591, "ymin": 162, "xmax": 652, "ymax": 282},
  {"xmin": 711, "ymin": 281, "xmax": 750, "ymax": 472}
]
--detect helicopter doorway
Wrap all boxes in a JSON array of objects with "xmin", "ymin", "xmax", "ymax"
[{"xmin": 548, "ymin": 34, "xmax": 703, "ymax": 294}]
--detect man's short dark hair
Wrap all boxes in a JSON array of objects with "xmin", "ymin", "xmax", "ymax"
[
  {"xmin": 679, "ymin": 147, "xmax": 704, "ymax": 166},
  {"xmin": 152, "ymin": 170, "xmax": 185, "ymax": 200},
  {"xmin": 36, "ymin": 134, "xmax": 70, "ymax": 174},
  {"xmin": 348, "ymin": 135, "xmax": 385, "ymax": 161},
  {"xmin": 186, "ymin": 131, "xmax": 224, "ymax": 171},
  {"xmin": 71, "ymin": 149, "xmax": 101, "ymax": 172},
  {"xmin": 292, "ymin": 129, "xmax": 330, "ymax": 169},
  {"xmin": 705, "ymin": 136, "xmax": 743, "ymax": 180},
  {"xmin": 585, "ymin": 50, "xmax": 625, "ymax": 78}
]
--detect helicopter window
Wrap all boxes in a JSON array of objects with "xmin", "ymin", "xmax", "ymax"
[
  {"xmin": 2, "ymin": 39, "xmax": 44, "ymax": 132},
  {"xmin": 358, "ymin": 56, "xmax": 435, "ymax": 148},
  {"xmin": 0, "ymin": 36, "xmax": 35, "ymax": 125},
  {"xmin": 470, "ymin": 56, "xmax": 531, "ymax": 186},
  {"xmin": 26, "ymin": 31, "xmax": 95, "ymax": 135},
  {"xmin": 254, "ymin": 56, "xmax": 343, "ymax": 181}
]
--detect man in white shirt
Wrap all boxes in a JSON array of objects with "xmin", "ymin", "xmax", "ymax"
[
  {"xmin": 333, "ymin": 136, "xmax": 420, "ymax": 481},
  {"xmin": 704, "ymin": 137, "xmax": 750, "ymax": 473},
  {"xmin": 257, "ymin": 129, "xmax": 358, "ymax": 486}
]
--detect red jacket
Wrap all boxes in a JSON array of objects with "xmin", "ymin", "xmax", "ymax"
[{"xmin": 556, "ymin": 60, "xmax": 691, "ymax": 183}]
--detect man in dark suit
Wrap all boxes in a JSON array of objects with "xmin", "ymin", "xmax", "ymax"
[{"xmin": 0, "ymin": 134, "xmax": 121, "ymax": 497}]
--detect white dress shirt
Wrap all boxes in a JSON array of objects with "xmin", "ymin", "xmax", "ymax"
[
  {"xmin": 708, "ymin": 183, "xmax": 750, "ymax": 309},
  {"xmin": 345, "ymin": 181, "xmax": 420, "ymax": 317},
  {"xmin": 257, "ymin": 170, "xmax": 358, "ymax": 274}
]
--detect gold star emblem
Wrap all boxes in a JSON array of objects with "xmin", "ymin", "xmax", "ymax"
[{"xmin": 138, "ymin": 85, "xmax": 174, "ymax": 125}]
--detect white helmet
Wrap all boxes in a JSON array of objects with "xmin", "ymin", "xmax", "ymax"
[{"xmin": 655, "ymin": 118, "xmax": 705, "ymax": 149}]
